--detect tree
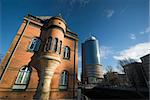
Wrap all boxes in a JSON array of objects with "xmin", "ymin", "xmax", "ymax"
[
  {"xmin": 106, "ymin": 65, "xmax": 113, "ymax": 73},
  {"xmin": 116, "ymin": 65, "xmax": 124, "ymax": 73},
  {"xmin": 118, "ymin": 58, "xmax": 137, "ymax": 87},
  {"xmin": 118, "ymin": 58, "xmax": 136, "ymax": 67},
  {"xmin": 104, "ymin": 66, "xmax": 119, "ymax": 86}
]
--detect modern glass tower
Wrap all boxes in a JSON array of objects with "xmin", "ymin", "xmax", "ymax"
[{"xmin": 81, "ymin": 36, "xmax": 103, "ymax": 84}]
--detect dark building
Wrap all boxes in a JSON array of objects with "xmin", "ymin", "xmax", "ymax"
[
  {"xmin": 123, "ymin": 62, "xmax": 147, "ymax": 87},
  {"xmin": 140, "ymin": 54, "xmax": 149, "ymax": 87},
  {"xmin": 122, "ymin": 54, "xmax": 150, "ymax": 88},
  {"xmin": 117, "ymin": 73, "xmax": 130, "ymax": 86}
]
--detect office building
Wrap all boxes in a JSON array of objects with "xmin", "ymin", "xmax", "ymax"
[{"xmin": 81, "ymin": 36, "xmax": 103, "ymax": 84}]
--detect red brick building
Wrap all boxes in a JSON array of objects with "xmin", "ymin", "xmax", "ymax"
[{"xmin": 0, "ymin": 14, "xmax": 78, "ymax": 100}]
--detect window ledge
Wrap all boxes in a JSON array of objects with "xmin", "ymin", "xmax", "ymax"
[
  {"xmin": 12, "ymin": 84, "xmax": 27, "ymax": 90},
  {"xmin": 59, "ymin": 85, "xmax": 67, "ymax": 90}
]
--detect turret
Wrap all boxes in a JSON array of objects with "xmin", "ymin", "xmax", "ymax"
[{"xmin": 34, "ymin": 16, "xmax": 67, "ymax": 100}]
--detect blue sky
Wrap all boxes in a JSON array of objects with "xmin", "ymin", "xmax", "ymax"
[{"xmin": 0, "ymin": 0, "xmax": 150, "ymax": 77}]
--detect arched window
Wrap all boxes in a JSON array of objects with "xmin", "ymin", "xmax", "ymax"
[
  {"xmin": 64, "ymin": 46, "xmax": 70, "ymax": 59},
  {"xmin": 28, "ymin": 38, "xmax": 41, "ymax": 52},
  {"xmin": 58, "ymin": 40, "xmax": 62, "ymax": 54},
  {"xmin": 52, "ymin": 38, "xmax": 58, "ymax": 52},
  {"xmin": 12, "ymin": 66, "xmax": 32, "ymax": 90},
  {"xmin": 59, "ymin": 71, "xmax": 69, "ymax": 90},
  {"xmin": 45, "ymin": 37, "xmax": 52, "ymax": 51}
]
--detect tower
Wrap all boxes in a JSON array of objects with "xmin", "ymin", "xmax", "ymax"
[
  {"xmin": 0, "ymin": 14, "xmax": 78, "ymax": 100},
  {"xmin": 35, "ymin": 16, "xmax": 66, "ymax": 99},
  {"xmin": 81, "ymin": 36, "xmax": 103, "ymax": 84}
]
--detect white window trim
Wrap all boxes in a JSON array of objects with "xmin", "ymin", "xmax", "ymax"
[{"xmin": 15, "ymin": 66, "xmax": 31, "ymax": 85}]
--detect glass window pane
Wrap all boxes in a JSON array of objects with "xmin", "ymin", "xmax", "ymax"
[
  {"xmin": 15, "ymin": 66, "xmax": 31, "ymax": 85},
  {"xmin": 64, "ymin": 46, "xmax": 70, "ymax": 59},
  {"xmin": 59, "ymin": 41, "xmax": 62, "ymax": 54},
  {"xmin": 52, "ymin": 38, "xmax": 58, "ymax": 52},
  {"xmin": 60, "ymin": 71, "xmax": 68, "ymax": 86},
  {"xmin": 45, "ymin": 37, "xmax": 52, "ymax": 51},
  {"xmin": 16, "ymin": 71, "xmax": 24, "ymax": 84},
  {"xmin": 28, "ymin": 38, "xmax": 41, "ymax": 52},
  {"xmin": 30, "ymin": 44, "xmax": 34, "ymax": 49},
  {"xmin": 22, "ymin": 72, "xmax": 30, "ymax": 84},
  {"xmin": 59, "ymin": 71, "xmax": 68, "ymax": 90},
  {"xmin": 47, "ymin": 37, "xmax": 52, "ymax": 50},
  {"xmin": 35, "ymin": 39, "xmax": 41, "ymax": 51}
]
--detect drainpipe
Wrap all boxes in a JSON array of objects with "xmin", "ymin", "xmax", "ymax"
[
  {"xmin": 73, "ymin": 39, "xmax": 76, "ymax": 98},
  {"xmin": 0, "ymin": 16, "xmax": 30, "ymax": 81}
]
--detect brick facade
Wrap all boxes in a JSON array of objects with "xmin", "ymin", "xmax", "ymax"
[{"xmin": 0, "ymin": 14, "xmax": 78, "ymax": 100}]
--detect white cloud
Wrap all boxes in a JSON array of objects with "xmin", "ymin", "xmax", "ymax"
[
  {"xmin": 139, "ymin": 26, "xmax": 150, "ymax": 35},
  {"xmin": 79, "ymin": 0, "xmax": 90, "ymax": 7},
  {"xmin": 113, "ymin": 42, "xmax": 150, "ymax": 61},
  {"xmin": 100, "ymin": 46, "xmax": 113, "ymax": 60},
  {"xmin": 139, "ymin": 31, "xmax": 145, "ymax": 35},
  {"xmin": 104, "ymin": 9, "xmax": 114, "ymax": 18},
  {"xmin": 128, "ymin": 26, "xmax": 150, "ymax": 37},
  {"xmin": 58, "ymin": 0, "xmax": 91, "ymax": 17},
  {"xmin": 145, "ymin": 26, "xmax": 150, "ymax": 33},
  {"xmin": 130, "ymin": 33, "xmax": 136, "ymax": 40},
  {"xmin": 120, "ymin": 6, "xmax": 128, "ymax": 14},
  {"xmin": 68, "ymin": 0, "xmax": 90, "ymax": 7},
  {"xmin": 69, "ymin": 0, "xmax": 76, "ymax": 6}
]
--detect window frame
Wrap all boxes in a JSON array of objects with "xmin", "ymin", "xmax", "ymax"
[
  {"xmin": 63, "ymin": 46, "xmax": 70, "ymax": 60},
  {"xmin": 52, "ymin": 38, "xmax": 58, "ymax": 52},
  {"xmin": 28, "ymin": 37, "xmax": 41, "ymax": 52},
  {"xmin": 58, "ymin": 40, "xmax": 62, "ymax": 54},
  {"xmin": 44, "ymin": 36, "xmax": 52, "ymax": 51},
  {"xmin": 12, "ymin": 66, "xmax": 32, "ymax": 90},
  {"xmin": 59, "ymin": 70, "xmax": 69, "ymax": 90}
]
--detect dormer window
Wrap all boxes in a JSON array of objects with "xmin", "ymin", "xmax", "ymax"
[
  {"xmin": 28, "ymin": 38, "xmax": 41, "ymax": 52},
  {"xmin": 64, "ymin": 46, "xmax": 70, "ymax": 59}
]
